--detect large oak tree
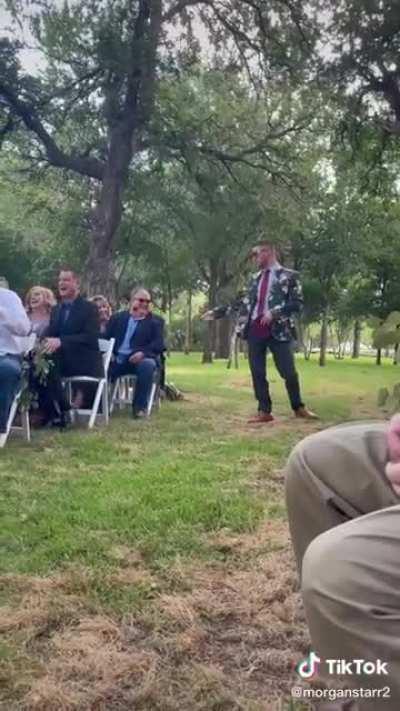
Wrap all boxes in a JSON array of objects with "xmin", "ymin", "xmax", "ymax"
[{"xmin": 0, "ymin": 0, "xmax": 315, "ymax": 294}]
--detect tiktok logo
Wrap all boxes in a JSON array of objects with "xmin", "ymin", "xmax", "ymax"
[{"xmin": 297, "ymin": 651, "xmax": 321, "ymax": 679}]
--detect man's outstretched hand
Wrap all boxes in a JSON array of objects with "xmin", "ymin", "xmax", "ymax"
[
  {"xmin": 385, "ymin": 414, "xmax": 400, "ymax": 496},
  {"xmin": 201, "ymin": 310, "xmax": 215, "ymax": 321}
]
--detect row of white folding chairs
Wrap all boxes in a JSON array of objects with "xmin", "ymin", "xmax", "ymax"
[
  {"xmin": 1, "ymin": 338, "xmax": 160, "ymax": 448},
  {"xmin": 0, "ymin": 333, "xmax": 37, "ymax": 449},
  {"xmin": 67, "ymin": 338, "xmax": 160, "ymax": 426}
]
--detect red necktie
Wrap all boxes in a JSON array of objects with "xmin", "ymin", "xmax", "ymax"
[
  {"xmin": 250, "ymin": 270, "xmax": 270, "ymax": 338},
  {"xmin": 256, "ymin": 270, "xmax": 269, "ymax": 318}
]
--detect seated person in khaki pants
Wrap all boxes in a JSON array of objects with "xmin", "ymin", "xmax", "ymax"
[{"xmin": 285, "ymin": 417, "xmax": 400, "ymax": 710}]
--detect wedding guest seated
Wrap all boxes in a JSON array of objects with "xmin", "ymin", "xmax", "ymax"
[
  {"xmin": 90, "ymin": 295, "xmax": 112, "ymax": 335},
  {"xmin": 106, "ymin": 287, "xmax": 164, "ymax": 418},
  {"xmin": 0, "ymin": 278, "xmax": 31, "ymax": 433},
  {"xmin": 25, "ymin": 286, "xmax": 56, "ymax": 337},
  {"xmin": 24, "ymin": 286, "xmax": 57, "ymax": 426},
  {"xmin": 41, "ymin": 269, "xmax": 103, "ymax": 426}
]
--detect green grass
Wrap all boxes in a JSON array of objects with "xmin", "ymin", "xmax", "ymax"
[
  {"xmin": 1, "ymin": 352, "xmax": 398, "ymax": 583},
  {"xmin": 0, "ymin": 352, "xmax": 399, "ymax": 709}
]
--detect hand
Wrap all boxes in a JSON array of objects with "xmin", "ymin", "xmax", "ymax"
[
  {"xmin": 385, "ymin": 414, "xmax": 400, "ymax": 496},
  {"xmin": 129, "ymin": 351, "xmax": 144, "ymax": 364},
  {"xmin": 260, "ymin": 311, "xmax": 273, "ymax": 327},
  {"xmin": 201, "ymin": 310, "xmax": 215, "ymax": 321},
  {"xmin": 42, "ymin": 337, "xmax": 61, "ymax": 354}
]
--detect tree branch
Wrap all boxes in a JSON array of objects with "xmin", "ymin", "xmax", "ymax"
[
  {"xmin": 0, "ymin": 80, "xmax": 105, "ymax": 180},
  {"xmin": 162, "ymin": 0, "xmax": 209, "ymax": 23}
]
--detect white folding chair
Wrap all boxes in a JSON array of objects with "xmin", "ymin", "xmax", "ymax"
[
  {"xmin": 146, "ymin": 368, "xmax": 161, "ymax": 417},
  {"xmin": 0, "ymin": 333, "xmax": 36, "ymax": 449},
  {"xmin": 110, "ymin": 374, "xmax": 137, "ymax": 414},
  {"xmin": 110, "ymin": 366, "xmax": 161, "ymax": 418},
  {"xmin": 64, "ymin": 338, "xmax": 115, "ymax": 429}
]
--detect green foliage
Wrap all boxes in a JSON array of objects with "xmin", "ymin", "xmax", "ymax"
[
  {"xmin": 20, "ymin": 350, "xmax": 54, "ymax": 410},
  {"xmin": 378, "ymin": 383, "xmax": 400, "ymax": 413},
  {"xmin": 372, "ymin": 312, "xmax": 400, "ymax": 349},
  {"xmin": 0, "ymin": 154, "xmax": 90, "ymax": 292},
  {"xmin": 372, "ymin": 312, "xmax": 400, "ymax": 348},
  {"xmin": 168, "ymin": 313, "xmax": 206, "ymax": 351}
]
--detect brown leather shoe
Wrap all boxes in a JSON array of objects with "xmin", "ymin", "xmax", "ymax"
[
  {"xmin": 295, "ymin": 406, "xmax": 319, "ymax": 420},
  {"xmin": 248, "ymin": 412, "xmax": 274, "ymax": 424}
]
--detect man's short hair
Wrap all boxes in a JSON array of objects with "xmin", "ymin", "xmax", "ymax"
[
  {"xmin": 58, "ymin": 267, "xmax": 80, "ymax": 281},
  {"xmin": 254, "ymin": 241, "xmax": 277, "ymax": 250}
]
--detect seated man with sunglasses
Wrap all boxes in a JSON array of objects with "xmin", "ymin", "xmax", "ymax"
[{"xmin": 106, "ymin": 287, "xmax": 164, "ymax": 417}]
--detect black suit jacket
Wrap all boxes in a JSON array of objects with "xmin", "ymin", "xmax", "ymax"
[
  {"xmin": 47, "ymin": 296, "xmax": 103, "ymax": 377},
  {"xmin": 106, "ymin": 311, "xmax": 165, "ymax": 360}
]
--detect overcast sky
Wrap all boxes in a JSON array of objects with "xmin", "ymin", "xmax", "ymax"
[{"xmin": 1, "ymin": 2, "xmax": 45, "ymax": 72}]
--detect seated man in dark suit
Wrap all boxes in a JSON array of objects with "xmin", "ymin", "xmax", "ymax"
[
  {"xmin": 106, "ymin": 287, "xmax": 164, "ymax": 418},
  {"xmin": 42, "ymin": 269, "xmax": 103, "ymax": 426}
]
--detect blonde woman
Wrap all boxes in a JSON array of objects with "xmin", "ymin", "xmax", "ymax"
[
  {"xmin": 25, "ymin": 286, "xmax": 56, "ymax": 339},
  {"xmin": 25, "ymin": 285, "xmax": 66, "ymax": 426}
]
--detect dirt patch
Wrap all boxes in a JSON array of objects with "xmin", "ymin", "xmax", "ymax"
[
  {"xmin": 232, "ymin": 414, "xmax": 324, "ymax": 440},
  {"xmin": 207, "ymin": 519, "xmax": 290, "ymax": 556},
  {"xmin": 0, "ymin": 520, "xmax": 309, "ymax": 711}
]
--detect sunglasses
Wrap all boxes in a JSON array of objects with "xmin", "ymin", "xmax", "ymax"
[{"xmin": 137, "ymin": 298, "xmax": 151, "ymax": 303}]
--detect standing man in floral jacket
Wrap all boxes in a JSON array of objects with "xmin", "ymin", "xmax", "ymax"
[{"xmin": 203, "ymin": 241, "xmax": 317, "ymax": 424}]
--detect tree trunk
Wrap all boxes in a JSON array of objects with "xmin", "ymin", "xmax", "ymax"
[
  {"xmin": 202, "ymin": 322, "xmax": 214, "ymax": 363},
  {"xmin": 303, "ymin": 326, "xmax": 312, "ymax": 360},
  {"xmin": 227, "ymin": 322, "xmax": 240, "ymax": 370},
  {"xmin": 84, "ymin": 3, "xmax": 162, "ymax": 295},
  {"xmin": 376, "ymin": 348, "xmax": 382, "ymax": 366},
  {"xmin": 215, "ymin": 318, "xmax": 230, "ymax": 359},
  {"xmin": 394, "ymin": 343, "xmax": 400, "ymax": 365},
  {"xmin": 184, "ymin": 289, "xmax": 192, "ymax": 355},
  {"xmin": 202, "ymin": 271, "xmax": 218, "ymax": 364},
  {"xmin": 161, "ymin": 292, "xmax": 168, "ymax": 313},
  {"xmin": 1, "ymin": 2, "xmax": 162, "ymax": 300},
  {"xmin": 352, "ymin": 319, "xmax": 362, "ymax": 358},
  {"xmin": 84, "ymin": 126, "xmax": 135, "ymax": 296},
  {"xmin": 295, "ymin": 318, "xmax": 306, "ymax": 358},
  {"xmin": 234, "ymin": 334, "xmax": 239, "ymax": 368},
  {"xmin": 319, "ymin": 309, "xmax": 328, "ymax": 367}
]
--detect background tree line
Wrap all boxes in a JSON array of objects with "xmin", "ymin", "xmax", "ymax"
[{"xmin": 1, "ymin": 0, "xmax": 400, "ymax": 364}]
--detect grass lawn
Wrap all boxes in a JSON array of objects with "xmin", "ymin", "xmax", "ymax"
[{"xmin": 0, "ymin": 353, "xmax": 398, "ymax": 710}]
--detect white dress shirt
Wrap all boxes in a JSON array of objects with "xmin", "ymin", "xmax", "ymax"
[{"xmin": 0, "ymin": 287, "xmax": 31, "ymax": 355}]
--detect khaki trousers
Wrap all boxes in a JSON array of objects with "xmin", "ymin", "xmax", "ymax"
[{"xmin": 285, "ymin": 422, "xmax": 400, "ymax": 709}]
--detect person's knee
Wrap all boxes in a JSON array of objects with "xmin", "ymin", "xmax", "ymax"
[
  {"xmin": 302, "ymin": 526, "xmax": 358, "ymax": 609},
  {"xmin": 136, "ymin": 358, "xmax": 156, "ymax": 375},
  {"xmin": 285, "ymin": 432, "xmax": 322, "ymax": 494},
  {"xmin": 0, "ymin": 358, "xmax": 21, "ymax": 383},
  {"xmin": 287, "ymin": 428, "xmax": 342, "ymax": 483}
]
